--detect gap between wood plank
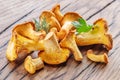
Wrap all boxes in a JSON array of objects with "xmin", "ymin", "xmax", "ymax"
[{"xmin": 86, "ymin": 0, "xmax": 116, "ymax": 20}]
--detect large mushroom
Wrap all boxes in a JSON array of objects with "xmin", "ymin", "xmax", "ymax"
[
  {"xmin": 39, "ymin": 10, "xmax": 61, "ymax": 31},
  {"xmin": 38, "ymin": 32, "xmax": 70, "ymax": 65},
  {"xmin": 6, "ymin": 22, "xmax": 45, "ymax": 61},
  {"xmin": 60, "ymin": 31, "xmax": 83, "ymax": 61},
  {"xmin": 57, "ymin": 12, "xmax": 81, "ymax": 40},
  {"xmin": 76, "ymin": 18, "xmax": 113, "ymax": 50}
]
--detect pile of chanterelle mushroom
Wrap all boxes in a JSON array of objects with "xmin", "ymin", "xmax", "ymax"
[{"xmin": 6, "ymin": 4, "xmax": 113, "ymax": 74}]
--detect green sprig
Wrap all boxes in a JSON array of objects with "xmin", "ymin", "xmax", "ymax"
[
  {"xmin": 72, "ymin": 18, "xmax": 92, "ymax": 34},
  {"xmin": 33, "ymin": 18, "xmax": 49, "ymax": 33}
]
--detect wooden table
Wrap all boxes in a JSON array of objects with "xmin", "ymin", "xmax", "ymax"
[{"xmin": 0, "ymin": 0, "xmax": 120, "ymax": 80}]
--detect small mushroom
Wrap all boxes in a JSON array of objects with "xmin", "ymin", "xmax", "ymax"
[
  {"xmin": 60, "ymin": 31, "xmax": 83, "ymax": 61},
  {"xmin": 87, "ymin": 49, "xmax": 108, "ymax": 63},
  {"xmin": 38, "ymin": 32, "xmax": 70, "ymax": 65},
  {"xmin": 76, "ymin": 18, "xmax": 113, "ymax": 50},
  {"xmin": 6, "ymin": 22, "xmax": 45, "ymax": 61},
  {"xmin": 24, "ymin": 56, "xmax": 44, "ymax": 74},
  {"xmin": 39, "ymin": 10, "xmax": 61, "ymax": 31},
  {"xmin": 57, "ymin": 12, "xmax": 81, "ymax": 40},
  {"xmin": 51, "ymin": 4, "xmax": 63, "ymax": 23}
]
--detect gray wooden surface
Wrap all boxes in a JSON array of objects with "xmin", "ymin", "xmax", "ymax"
[{"xmin": 0, "ymin": 0, "xmax": 120, "ymax": 80}]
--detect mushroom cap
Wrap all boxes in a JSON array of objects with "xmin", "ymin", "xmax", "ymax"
[
  {"xmin": 13, "ymin": 22, "xmax": 45, "ymax": 50},
  {"xmin": 38, "ymin": 48, "xmax": 70, "ymax": 65},
  {"xmin": 93, "ymin": 18, "xmax": 108, "ymax": 32},
  {"xmin": 24, "ymin": 56, "xmax": 36, "ymax": 74},
  {"xmin": 61, "ymin": 12, "xmax": 82, "ymax": 26},
  {"xmin": 39, "ymin": 10, "xmax": 61, "ymax": 31},
  {"xmin": 13, "ymin": 22, "xmax": 46, "ymax": 41},
  {"xmin": 16, "ymin": 33, "xmax": 44, "ymax": 51},
  {"xmin": 13, "ymin": 22, "xmax": 45, "ymax": 51}
]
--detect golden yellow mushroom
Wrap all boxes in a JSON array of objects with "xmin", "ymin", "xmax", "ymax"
[
  {"xmin": 87, "ymin": 49, "xmax": 108, "ymax": 63},
  {"xmin": 57, "ymin": 12, "xmax": 82, "ymax": 40},
  {"xmin": 6, "ymin": 22, "xmax": 45, "ymax": 61},
  {"xmin": 76, "ymin": 18, "xmax": 113, "ymax": 50},
  {"xmin": 38, "ymin": 32, "xmax": 70, "ymax": 65},
  {"xmin": 60, "ymin": 31, "xmax": 83, "ymax": 61},
  {"xmin": 24, "ymin": 56, "xmax": 44, "ymax": 74}
]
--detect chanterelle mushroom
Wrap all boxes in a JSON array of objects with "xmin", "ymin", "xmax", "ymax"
[
  {"xmin": 87, "ymin": 49, "xmax": 108, "ymax": 63},
  {"xmin": 51, "ymin": 4, "xmax": 63, "ymax": 23},
  {"xmin": 76, "ymin": 18, "xmax": 113, "ymax": 50},
  {"xmin": 24, "ymin": 56, "xmax": 44, "ymax": 74},
  {"xmin": 60, "ymin": 31, "xmax": 83, "ymax": 61},
  {"xmin": 38, "ymin": 32, "xmax": 70, "ymax": 65},
  {"xmin": 6, "ymin": 22, "xmax": 45, "ymax": 61},
  {"xmin": 57, "ymin": 12, "xmax": 81, "ymax": 40},
  {"xmin": 39, "ymin": 10, "xmax": 61, "ymax": 31}
]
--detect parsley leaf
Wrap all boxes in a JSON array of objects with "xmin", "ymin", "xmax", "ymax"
[
  {"xmin": 33, "ymin": 18, "xmax": 49, "ymax": 33},
  {"xmin": 72, "ymin": 18, "xmax": 92, "ymax": 34}
]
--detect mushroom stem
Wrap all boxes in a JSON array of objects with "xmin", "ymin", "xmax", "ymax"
[
  {"xmin": 57, "ymin": 22, "xmax": 73, "ymax": 40},
  {"xmin": 44, "ymin": 32, "xmax": 61, "ymax": 53},
  {"xmin": 60, "ymin": 31, "xmax": 83, "ymax": 61},
  {"xmin": 6, "ymin": 34, "xmax": 17, "ymax": 61}
]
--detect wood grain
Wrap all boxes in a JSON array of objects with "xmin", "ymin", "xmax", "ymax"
[{"xmin": 0, "ymin": 0, "xmax": 120, "ymax": 80}]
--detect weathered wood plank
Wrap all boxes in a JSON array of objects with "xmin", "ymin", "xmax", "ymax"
[{"xmin": 0, "ymin": 0, "xmax": 120, "ymax": 80}]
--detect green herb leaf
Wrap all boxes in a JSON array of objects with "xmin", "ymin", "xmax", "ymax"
[
  {"xmin": 40, "ymin": 18, "xmax": 49, "ymax": 33},
  {"xmin": 72, "ymin": 18, "xmax": 92, "ymax": 34},
  {"xmin": 33, "ymin": 18, "xmax": 49, "ymax": 33},
  {"xmin": 33, "ymin": 18, "xmax": 41, "ymax": 31}
]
